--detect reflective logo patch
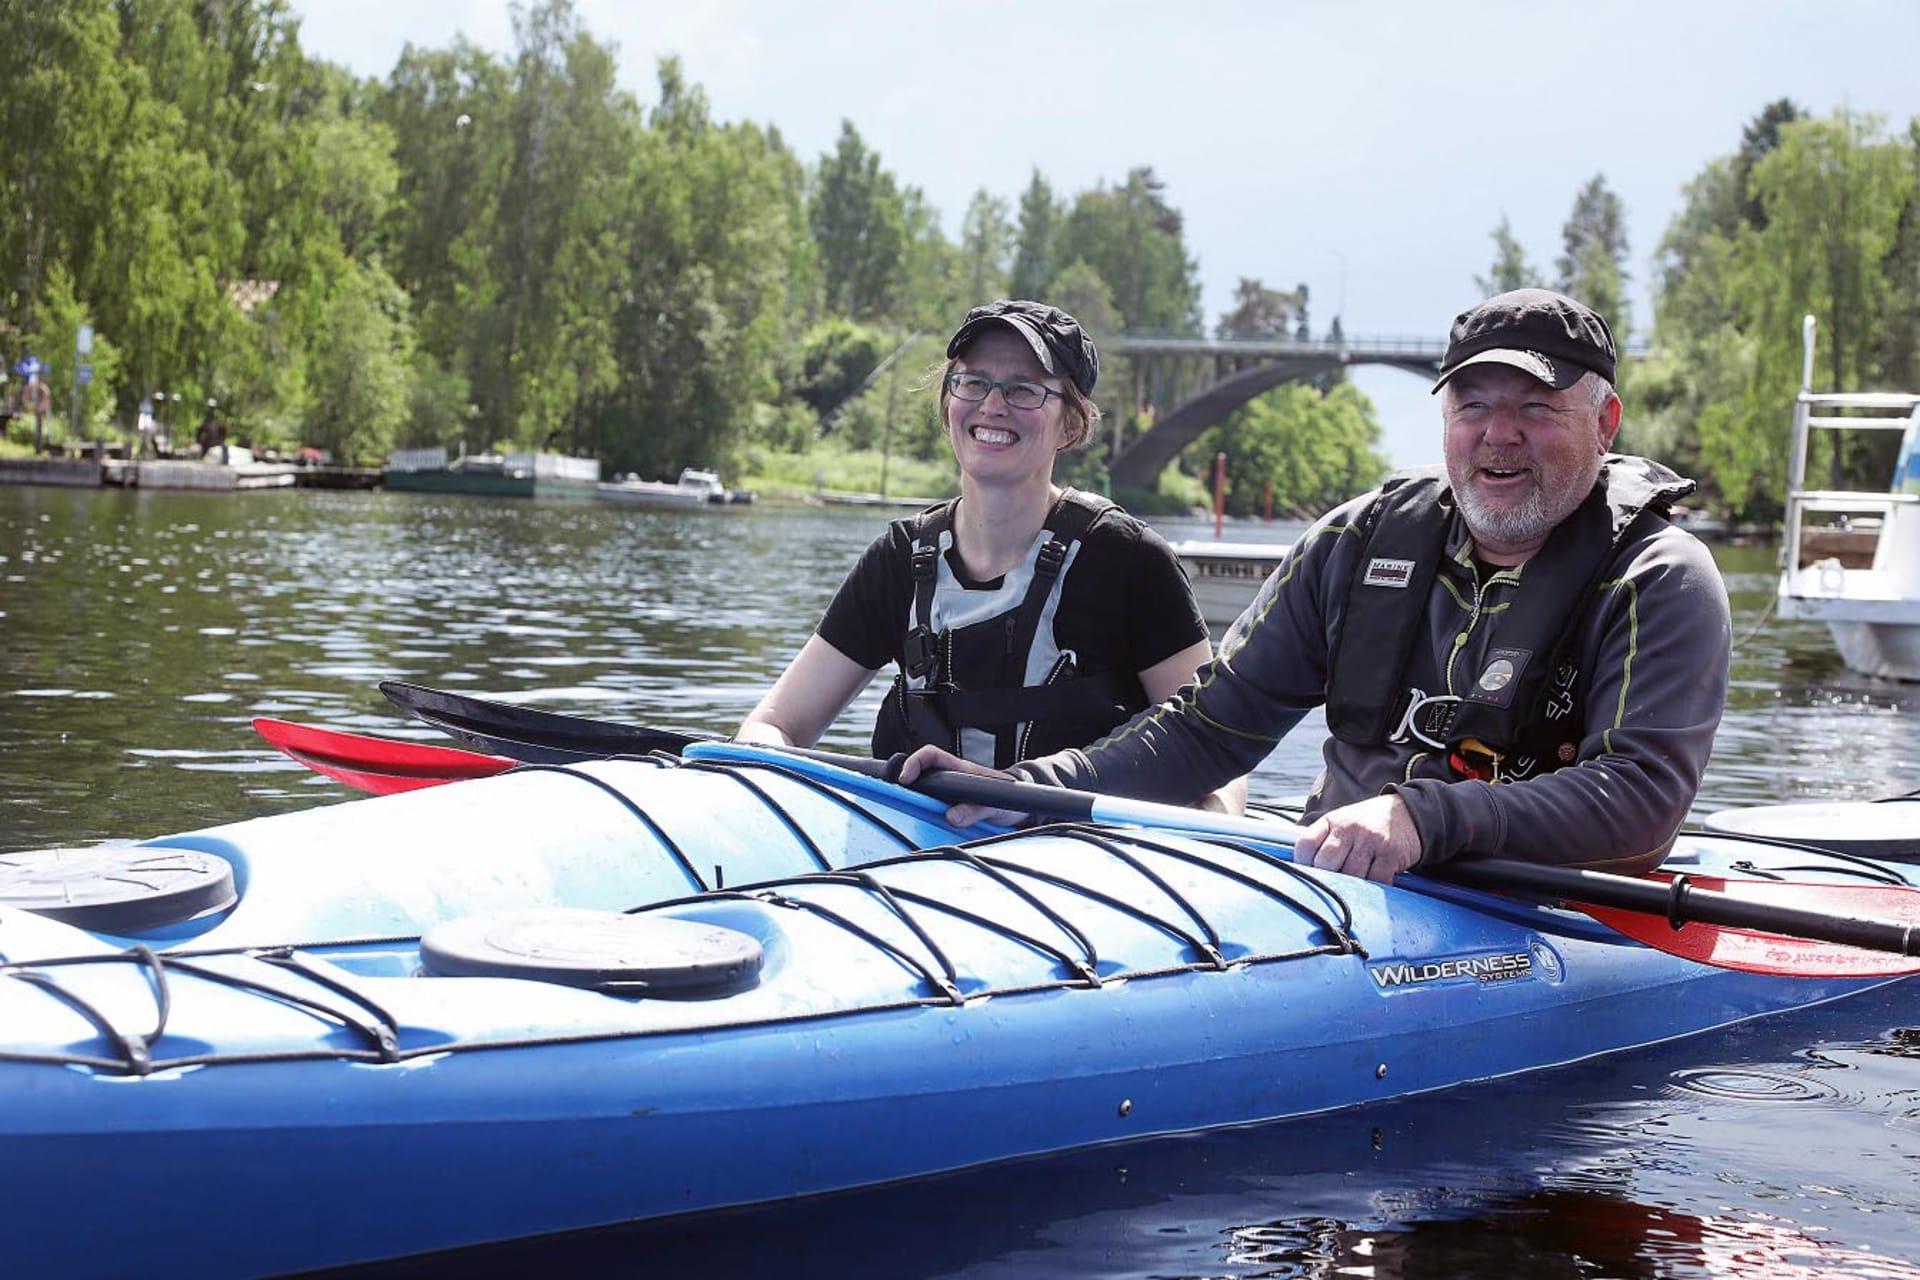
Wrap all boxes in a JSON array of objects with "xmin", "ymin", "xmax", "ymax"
[
  {"xmin": 1363, "ymin": 557, "xmax": 1416, "ymax": 588},
  {"xmin": 1369, "ymin": 950, "xmax": 1535, "ymax": 988},
  {"xmin": 1466, "ymin": 646, "xmax": 1531, "ymax": 707}
]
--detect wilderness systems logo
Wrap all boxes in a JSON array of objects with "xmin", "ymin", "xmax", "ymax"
[{"xmin": 1368, "ymin": 950, "xmax": 1535, "ymax": 989}]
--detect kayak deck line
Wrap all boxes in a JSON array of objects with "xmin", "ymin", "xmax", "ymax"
[{"xmin": 0, "ymin": 822, "xmax": 1371, "ymax": 1079}]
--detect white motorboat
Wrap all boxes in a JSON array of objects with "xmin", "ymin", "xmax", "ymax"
[
  {"xmin": 1776, "ymin": 315, "xmax": 1920, "ymax": 679},
  {"xmin": 1170, "ymin": 539, "xmax": 1290, "ymax": 629},
  {"xmin": 597, "ymin": 467, "xmax": 734, "ymax": 508}
]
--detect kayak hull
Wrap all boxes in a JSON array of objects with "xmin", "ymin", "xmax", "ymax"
[{"xmin": 1, "ymin": 748, "xmax": 1912, "ymax": 1278}]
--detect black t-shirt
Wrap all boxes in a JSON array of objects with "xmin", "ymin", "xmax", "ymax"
[{"xmin": 818, "ymin": 501, "xmax": 1209, "ymax": 681}]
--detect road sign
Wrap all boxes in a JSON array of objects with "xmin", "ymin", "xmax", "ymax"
[
  {"xmin": 76, "ymin": 325, "xmax": 94, "ymax": 355},
  {"xmin": 76, "ymin": 364, "xmax": 93, "ymax": 386}
]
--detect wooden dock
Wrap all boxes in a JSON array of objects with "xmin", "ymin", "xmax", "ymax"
[{"xmin": 2, "ymin": 456, "xmax": 380, "ymax": 492}]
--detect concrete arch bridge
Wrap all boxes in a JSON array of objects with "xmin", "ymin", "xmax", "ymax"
[{"xmin": 1098, "ymin": 335, "xmax": 1446, "ymax": 492}]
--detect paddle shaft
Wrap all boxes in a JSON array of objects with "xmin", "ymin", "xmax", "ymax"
[
  {"xmin": 366, "ymin": 686, "xmax": 1920, "ymax": 963},
  {"xmin": 896, "ymin": 765, "xmax": 1920, "ymax": 961},
  {"xmin": 1439, "ymin": 859, "xmax": 1920, "ymax": 959}
]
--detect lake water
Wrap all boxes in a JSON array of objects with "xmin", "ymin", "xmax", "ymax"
[{"xmin": 2, "ymin": 486, "xmax": 1918, "ymax": 1278}]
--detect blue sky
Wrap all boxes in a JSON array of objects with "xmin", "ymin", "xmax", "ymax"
[{"xmin": 291, "ymin": 0, "xmax": 1920, "ymax": 467}]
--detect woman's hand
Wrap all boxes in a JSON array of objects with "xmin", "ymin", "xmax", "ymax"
[{"xmin": 896, "ymin": 745, "xmax": 1032, "ymax": 827}]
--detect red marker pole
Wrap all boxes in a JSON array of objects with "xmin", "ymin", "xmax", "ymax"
[{"xmin": 1213, "ymin": 452, "xmax": 1226, "ymax": 539}]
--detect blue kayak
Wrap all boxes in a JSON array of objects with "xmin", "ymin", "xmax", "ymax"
[{"xmin": 0, "ymin": 744, "xmax": 1913, "ymax": 1279}]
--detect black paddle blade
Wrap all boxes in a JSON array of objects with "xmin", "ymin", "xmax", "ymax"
[{"xmin": 377, "ymin": 681, "xmax": 718, "ymax": 763}]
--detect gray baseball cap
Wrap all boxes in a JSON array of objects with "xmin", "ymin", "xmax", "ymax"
[{"xmin": 946, "ymin": 300, "xmax": 1099, "ymax": 396}]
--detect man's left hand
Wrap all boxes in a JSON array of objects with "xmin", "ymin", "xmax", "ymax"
[{"xmin": 1293, "ymin": 794, "xmax": 1422, "ymax": 884}]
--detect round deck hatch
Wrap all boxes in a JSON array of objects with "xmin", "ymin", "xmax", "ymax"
[
  {"xmin": 0, "ymin": 845, "xmax": 237, "ymax": 933},
  {"xmin": 1704, "ymin": 802, "xmax": 1919, "ymax": 859},
  {"xmin": 420, "ymin": 908, "xmax": 763, "ymax": 995}
]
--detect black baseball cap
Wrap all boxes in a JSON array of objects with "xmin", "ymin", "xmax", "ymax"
[
  {"xmin": 1431, "ymin": 288, "xmax": 1616, "ymax": 394},
  {"xmin": 946, "ymin": 300, "xmax": 1099, "ymax": 396}
]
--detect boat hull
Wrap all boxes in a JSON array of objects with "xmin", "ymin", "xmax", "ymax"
[
  {"xmin": 385, "ymin": 470, "xmax": 599, "ymax": 500},
  {"xmin": 0, "ymin": 749, "xmax": 1911, "ymax": 1277},
  {"xmin": 594, "ymin": 480, "xmax": 710, "ymax": 506},
  {"xmin": 1778, "ymin": 569, "xmax": 1920, "ymax": 680},
  {"xmin": 1171, "ymin": 539, "xmax": 1290, "ymax": 628}
]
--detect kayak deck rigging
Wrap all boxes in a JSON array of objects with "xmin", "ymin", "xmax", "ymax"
[{"xmin": 1, "ymin": 820, "xmax": 1375, "ymax": 1079}]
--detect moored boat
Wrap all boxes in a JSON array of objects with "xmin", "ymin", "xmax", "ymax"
[
  {"xmin": 1776, "ymin": 315, "xmax": 1920, "ymax": 679},
  {"xmin": 596, "ymin": 466, "xmax": 742, "ymax": 507},
  {"xmin": 0, "ymin": 743, "xmax": 1914, "ymax": 1278},
  {"xmin": 384, "ymin": 446, "xmax": 601, "ymax": 499},
  {"xmin": 1171, "ymin": 538, "xmax": 1291, "ymax": 627}
]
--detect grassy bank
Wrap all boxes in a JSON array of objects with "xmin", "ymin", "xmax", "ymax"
[{"xmin": 736, "ymin": 440, "xmax": 1212, "ymax": 514}]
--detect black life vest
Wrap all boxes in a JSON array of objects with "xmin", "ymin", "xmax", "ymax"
[
  {"xmin": 1323, "ymin": 456, "xmax": 1693, "ymax": 781},
  {"xmin": 872, "ymin": 490, "xmax": 1143, "ymax": 769}
]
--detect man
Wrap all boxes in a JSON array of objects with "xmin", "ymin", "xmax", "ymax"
[
  {"xmin": 24, "ymin": 373, "xmax": 51, "ymax": 451},
  {"xmin": 903, "ymin": 288, "xmax": 1732, "ymax": 883}
]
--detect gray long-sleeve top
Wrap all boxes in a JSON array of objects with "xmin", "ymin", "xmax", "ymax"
[{"xmin": 1015, "ymin": 471, "xmax": 1733, "ymax": 874}]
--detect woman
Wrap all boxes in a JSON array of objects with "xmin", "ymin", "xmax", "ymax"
[{"xmin": 740, "ymin": 299, "xmax": 1233, "ymax": 804}]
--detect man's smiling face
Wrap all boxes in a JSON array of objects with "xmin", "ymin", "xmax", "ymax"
[{"xmin": 1441, "ymin": 364, "xmax": 1620, "ymax": 564}]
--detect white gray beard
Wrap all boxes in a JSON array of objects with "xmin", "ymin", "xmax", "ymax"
[{"xmin": 1456, "ymin": 481, "xmax": 1557, "ymax": 548}]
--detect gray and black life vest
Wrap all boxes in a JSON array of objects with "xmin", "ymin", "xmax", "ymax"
[
  {"xmin": 1324, "ymin": 456, "xmax": 1693, "ymax": 781},
  {"xmin": 872, "ymin": 490, "xmax": 1144, "ymax": 768}
]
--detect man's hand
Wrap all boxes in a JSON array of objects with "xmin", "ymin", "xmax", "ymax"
[
  {"xmin": 896, "ymin": 745, "xmax": 1030, "ymax": 827},
  {"xmin": 1293, "ymin": 793, "xmax": 1422, "ymax": 884}
]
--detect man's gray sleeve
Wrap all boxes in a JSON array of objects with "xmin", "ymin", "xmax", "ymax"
[{"xmin": 1014, "ymin": 508, "xmax": 1362, "ymax": 802}]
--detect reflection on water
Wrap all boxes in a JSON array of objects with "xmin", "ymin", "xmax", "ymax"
[{"xmin": 3, "ymin": 488, "xmax": 1918, "ymax": 1279}]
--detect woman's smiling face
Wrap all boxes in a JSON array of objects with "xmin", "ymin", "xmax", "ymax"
[{"xmin": 944, "ymin": 328, "xmax": 1069, "ymax": 484}]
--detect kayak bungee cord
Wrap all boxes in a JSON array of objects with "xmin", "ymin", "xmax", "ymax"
[{"xmin": 0, "ymin": 822, "xmax": 1371, "ymax": 1077}]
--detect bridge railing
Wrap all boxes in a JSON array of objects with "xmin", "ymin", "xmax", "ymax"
[
  {"xmin": 1105, "ymin": 334, "xmax": 1446, "ymax": 359},
  {"xmin": 1105, "ymin": 332, "xmax": 1648, "ymax": 359}
]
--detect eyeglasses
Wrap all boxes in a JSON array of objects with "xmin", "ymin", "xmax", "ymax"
[{"xmin": 944, "ymin": 372, "xmax": 1062, "ymax": 411}]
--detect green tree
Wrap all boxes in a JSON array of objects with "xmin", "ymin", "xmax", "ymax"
[
  {"xmin": 0, "ymin": 3, "xmax": 124, "ymax": 339},
  {"xmin": 1059, "ymin": 167, "xmax": 1201, "ymax": 335},
  {"xmin": 1879, "ymin": 120, "xmax": 1920, "ymax": 390},
  {"xmin": 1046, "ymin": 260, "xmax": 1123, "ymax": 340},
  {"xmin": 809, "ymin": 120, "xmax": 907, "ymax": 321},
  {"xmin": 373, "ymin": 40, "xmax": 514, "ymax": 367},
  {"xmin": 893, "ymin": 186, "xmax": 959, "ymax": 331},
  {"xmin": 301, "ymin": 258, "xmax": 414, "ymax": 462},
  {"xmin": 1008, "ymin": 170, "xmax": 1059, "ymax": 300},
  {"xmin": 1476, "ymin": 215, "xmax": 1541, "ymax": 295},
  {"xmin": 1736, "ymin": 110, "xmax": 1914, "ymax": 493},
  {"xmin": 1734, "ymin": 98, "xmax": 1802, "ymax": 231},
  {"xmin": 1215, "ymin": 278, "xmax": 1305, "ymax": 340},
  {"xmin": 578, "ymin": 59, "xmax": 805, "ymax": 478},
  {"xmin": 1659, "ymin": 109, "xmax": 1918, "ymax": 514},
  {"xmin": 794, "ymin": 317, "xmax": 888, "ymax": 419},
  {"xmin": 1190, "ymin": 381, "xmax": 1386, "ymax": 516},
  {"xmin": 955, "ymin": 189, "xmax": 1012, "ymax": 305},
  {"xmin": 1557, "ymin": 176, "xmax": 1630, "ymax": 341},
  {"xmin": 462, "ymin": 0, "xmax": 629, "ymax": 446}
]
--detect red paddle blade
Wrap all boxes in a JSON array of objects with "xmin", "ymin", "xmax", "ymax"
[
  {"xmin": 1578, "ymin": 875, "xmax": 1920, "ymax": 978},
  {"xmin": 275, "ymin": 746, "xmax": 465, "ymax": 795},
  {"xmin": 253, "ymin": 718, "xmax": 516, "ymax": 793}
]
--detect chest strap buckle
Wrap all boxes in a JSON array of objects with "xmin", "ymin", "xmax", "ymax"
[
  {"xmin": 1388, "ymin": 688, "xmax": 1462, "ymax": 750},
  {"xmin": 904, "ymin": 626, "xmax": 938, "ymax": 680}
]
